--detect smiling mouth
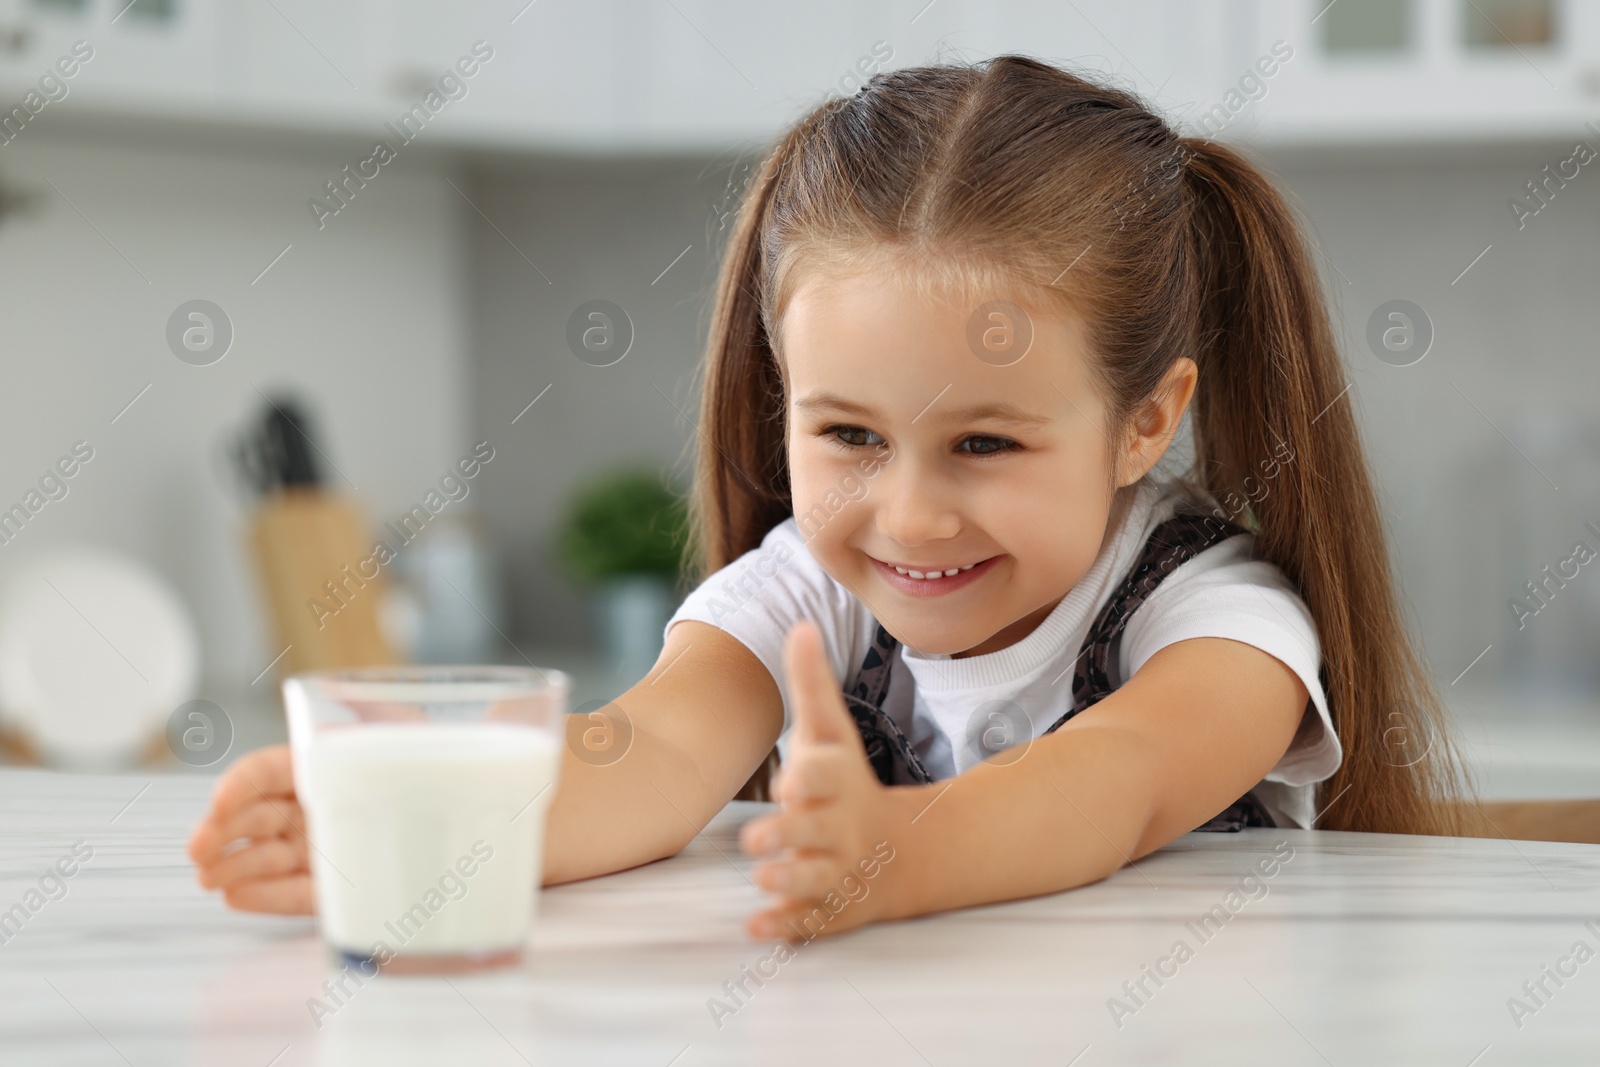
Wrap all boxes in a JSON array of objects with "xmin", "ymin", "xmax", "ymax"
[
  {"xmin": 868, "ymin": 553, "xmax": 1000, "ymax": 587},
  {"xmin": 883, "ymin": 560, "xmax": 984, "ymax": 580},
  {"xmin": 867, "ymin": 554, "xmax": 999, "ymax": 598}
]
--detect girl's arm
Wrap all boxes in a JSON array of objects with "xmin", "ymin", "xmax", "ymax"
[
  {"xmin": 188, "ymin": 620, "xmax": 783, "ymax": 911},
  {"xmin": 738, "ymin": 622, "xmax": 1306, "ymax": 939},
  {"xmin": 542, "ymin": 620, "xmax": 784, "ymax": 883}
]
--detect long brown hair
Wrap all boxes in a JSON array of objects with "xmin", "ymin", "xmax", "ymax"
[{"xmin": 688, "ymin": 55, "xmax": 1465, "ymax": 834}]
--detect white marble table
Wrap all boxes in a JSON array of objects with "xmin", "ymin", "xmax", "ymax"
[{"xmin": 2, "ymin": 768, "xmax": 1598, "ymax": 1065}]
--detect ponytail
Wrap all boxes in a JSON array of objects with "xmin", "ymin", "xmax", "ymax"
[
  {"xmin": 689, "ymin": 147, "xmax": 792, "ymax": 584},
  {"xmin": 1180, "ymin": 137, "xmax": 1465, "ymax": 836},
  {"xmin": 686, "ymin": 116, "xmax": 835, "ymax": 800}
]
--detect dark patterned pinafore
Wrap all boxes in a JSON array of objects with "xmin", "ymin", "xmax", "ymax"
[{"xmin": 841, "ymin": 513, "xmax": 1274, "ymax": 831}]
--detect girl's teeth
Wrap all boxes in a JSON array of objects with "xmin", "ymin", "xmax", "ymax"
[{"xmin": 892, "ymin": 562, "xmax": 978, "ymax": 579}]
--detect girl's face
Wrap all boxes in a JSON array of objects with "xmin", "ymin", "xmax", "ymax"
[{"xmin": 780, "ymin": 269, "xmax": 1157, "ymax": 658}]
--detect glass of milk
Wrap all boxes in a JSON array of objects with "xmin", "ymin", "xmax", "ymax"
[{"xmin": 283, "ymin": 665, "xmax": 569, "ymax": 974}]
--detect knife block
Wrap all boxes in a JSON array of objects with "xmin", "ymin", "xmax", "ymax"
[{"xmin": 247, "ymin": 488, "xmax": 399, "ymax": 678}]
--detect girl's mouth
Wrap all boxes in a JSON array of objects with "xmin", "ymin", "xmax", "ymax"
[{"xmin": 868, "ymin": 554, "xmax": 1000, "ymax": 597}]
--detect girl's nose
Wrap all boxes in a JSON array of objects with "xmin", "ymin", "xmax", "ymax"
[{"xmin": 871, "ymin": 462, "xmax": 962, "ymax": 547}]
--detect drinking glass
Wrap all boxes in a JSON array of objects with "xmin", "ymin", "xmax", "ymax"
[{"xmin": 284, "ymin": 665, "xmax": 569, "ymax": 974}]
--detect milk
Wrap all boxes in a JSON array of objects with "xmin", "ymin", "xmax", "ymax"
[{"xmin": 301, "ymin": 721, "xmax": 561, "ymax": 961}]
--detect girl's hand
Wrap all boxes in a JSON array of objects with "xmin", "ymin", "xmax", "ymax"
[
  {"xmin": 185, "ymin": 743, "xmax": 316, "ymax": 915},
  {"xmin": 185, "ymin": 700, "xmax": 419, "ymax": 913},
  {"xmin": 738, "ymin": 620, "xmax": 905, "ymax": 941}
]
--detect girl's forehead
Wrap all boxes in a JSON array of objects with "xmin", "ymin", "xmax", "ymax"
[
  {"xmin": 777, "ymin": 270, "xmax": 1102, "ymax": 416},
  {"xmin": 780, "ymin": 269, "xmax": 1087, "ymax": 363},
  {"xmin": 782, "ymin": 256, "xmax": 1064, "ymax": 316},
  {"xmin": 775, "ymin": 258, "xmax": 1086, "ymax": 358}
]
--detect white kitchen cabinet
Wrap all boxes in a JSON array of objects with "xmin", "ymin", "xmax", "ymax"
[
  {"xmin": 1242, "ymin": 0, "xmax": 1600, "ymax": 144},
  {"xmin": 0, "ymin": 0, "xmax": 1250, "ymax": 156},
  {"xmin": 0, "ymin": 0, "xmax": 369, "ymax": 134},
  {"xmin": 0, "ymin": 0, "xmax": 1590, "ymax": 156},
  {"xmin": 0, "ymin": 0, "xmax": 221, "ymax": 112}
]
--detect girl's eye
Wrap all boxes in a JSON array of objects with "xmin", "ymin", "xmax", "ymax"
[
  {"xmin": 957, "ymin": 435, "xmax": 1019, "ymax": 457},
  {"xmin": 823, "ymin": 425, "xmax": 883, "ymax": 449}
]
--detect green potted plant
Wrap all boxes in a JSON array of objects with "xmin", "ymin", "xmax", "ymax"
[{"xmin": 555, "ymin": 468, "xmax": 690, "ymax": 681}]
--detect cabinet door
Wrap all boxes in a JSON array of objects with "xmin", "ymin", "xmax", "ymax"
[
  {"xmin": 0, "ymin": 0, "xmax": 221, "ymax": 109},
  {"xmin": 460, "ymin": 0, "xmax": 635, "ymax": 151},
  {"xmin": 218, "ymin": 0, "xmax": 369, "ymax": 120},
  {"xmin": 611, "ymin": 0, "xmax": 861, "ymax": 151},
  {"xmin": 361, "ymin": 0, "xmax": 519, "ymax": 144},
  {"xmin": 1246, "ymin": 0, "xmax": 1595, "ymax": 143}
]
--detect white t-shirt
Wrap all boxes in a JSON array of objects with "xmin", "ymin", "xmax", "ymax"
[{"xmin": 663, "ymin": 478, "xmax": 1340, "ymax": 829}]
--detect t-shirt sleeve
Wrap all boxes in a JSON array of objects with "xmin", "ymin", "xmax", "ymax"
[
  {"xmin": 662, "ymin": 519, "xmax": 863, "ymax": 737},
  {"xmin": 1118, "ymin": 536, "xmax": 1341, "ymax": 789}
]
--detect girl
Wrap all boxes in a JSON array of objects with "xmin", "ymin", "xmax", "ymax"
[{"xmin": 189, "ymin": 55, "xmax": 1467, "ymax": 941}]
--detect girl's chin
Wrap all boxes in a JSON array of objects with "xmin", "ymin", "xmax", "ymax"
[{"xmin": 882, "ymin": 624, "xmax": 989, "ymax": 658}]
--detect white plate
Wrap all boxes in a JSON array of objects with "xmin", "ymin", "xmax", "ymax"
[{"xmin": 0, "ymin": 549, "xmax": 198, "ymax": 768}]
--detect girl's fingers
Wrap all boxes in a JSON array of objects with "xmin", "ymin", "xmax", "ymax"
[
  {"xmin": 197, "ymin": 836, "xmax": 308, "ymax": 891},
  {"xmin": 772, "ymin": 747, "xmax": 850, "ymax": 807},
  {"xmin": 740, "ymin": 805, "xmax": 840, "ymax": 854},
  {"xmin": 188, "ymin": 798, "xmax": 306, "ymax": 865},
  {"xmin": 221, "ymin": 872, "xmax": 316, "ymax": 916},
  {"xmin": 738, "ymin": 813, "xmax": 778, "ymax": 854},
  {"xmin": 784, "ymin": 621, "xmax": 855, "ymax": 747},
  {"xmin": 754, "ymin": 853, "xmax": 841, "ymax": 898},
  {"xmin": 206, "ymin": 745, "xmax": 296, "ymax": 823}
]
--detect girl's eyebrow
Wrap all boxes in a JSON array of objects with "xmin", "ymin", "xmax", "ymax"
[{"xmin": 795, "ymin": 390, "xmax": 1051, "ymax": 428}]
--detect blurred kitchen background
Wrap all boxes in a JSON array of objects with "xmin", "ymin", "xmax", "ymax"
[{"xmin": 0, "ymin": 0, "xmax": 1595, "ymax": 800}]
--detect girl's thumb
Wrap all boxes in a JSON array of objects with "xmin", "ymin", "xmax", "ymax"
[{"xmin": 784, "ymin": 620, "xmax": 851, "ymax": 745}]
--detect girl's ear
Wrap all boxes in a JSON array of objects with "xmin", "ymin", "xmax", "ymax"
[{"xmin": 1116, "ymin": 357, "xmax": 1197, "ymax": 487}]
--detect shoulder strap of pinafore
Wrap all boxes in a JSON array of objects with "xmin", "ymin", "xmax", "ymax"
[
  {"xmin": 841, "ymin": 621, "xmax": 934, "ymax": 787},
  {"xmin": 1053, "ymin": 511, "xmax": 1247, "ymax": 725},
  {"xmin": 1045, "ymin": 510, "xmax": 1276, "ymax": 831}
]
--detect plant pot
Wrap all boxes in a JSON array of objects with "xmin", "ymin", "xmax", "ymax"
[{"xmin": 593, "ymin": 574, "xmax": 678, "ymax": 683}]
